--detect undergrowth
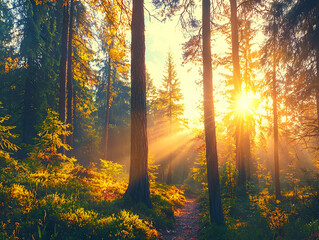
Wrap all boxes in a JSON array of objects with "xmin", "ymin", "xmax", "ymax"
[{"xmin": 0, "ymin": 110, "xmax": 186, "ymax": 239}]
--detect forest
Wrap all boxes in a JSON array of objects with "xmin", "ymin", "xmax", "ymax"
[{"xmin": 1, "ymin": 0, "xmax": 319, "ymax": 239}]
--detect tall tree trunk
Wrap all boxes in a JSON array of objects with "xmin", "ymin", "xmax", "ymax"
[
  {"xmin": 316, "ymin": 8, "xmax": 319, "ymax": 122},
  {"xmin": 21, "ymin": 0, "xmax": 40, "ymax": 155},
  {"xmin": 230, "ymin": 0, "xmax": 241, "ymax": 93},
  {"xmin": 104, "ymin": 56, "xmax": 112, "ymax": 160},
  {"xmin": 316, "ymin": 47, "xmax": 319, "ymax": 121},
  {"xmin": 273, "ymin": 37, "xmax": 281, "ymax": 200},
  {"xmin": 202, "ymin": 0, "xmax": 224, "ymax": 225},
  {"xmin": 124, "ymin": 0, "xmax": 152, "ymax": 208},
  {"xmin": 237, "ymin": 119, "xmax": 246, "ymax": 185},
  {"xmin": 67, "ymin": 0, "xmax": 74, "ymax": 154},
  {"xmin": 230, "ymin": 0, "xmax": 245, "ymax": 185},
  {"xmin": 59, "ymin": 1, "xmax": 69, "ymax": 154}
]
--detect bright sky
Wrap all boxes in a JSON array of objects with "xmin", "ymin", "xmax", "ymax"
[
  {"xmin": 143, "ymin": 3, "xmax": 267, "ymax": 130},
  {"xmin": 144, "ymin": 15, "xmax": 233, "ymax": 130},
  {"xmin": 144, "ymin": 12, "xmax": 203, "ymax": 126}
]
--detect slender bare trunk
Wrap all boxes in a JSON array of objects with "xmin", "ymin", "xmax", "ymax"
[
  {"xmin": 67, "ymin": 0, "xmax": 74, "ymax": 154},
  {"xmin": 202, "ymin": 0, "xmax": 224, "ymax": 225},
  {"xmin": 273, "ymin": 25, "xmax": 281, "ymax": 200},
  {"xmin": 237, "ymin": 119, "xmax": 246, "ymax": 185},
  {"xmin": 244, "ymin": 130, "xmax": 250, "ymax": 181},
  {"xmin": 230, "ymin": 0, "xmax": 241, "ymax": 93},
  {"xmin": 316, "ymin": 47, "xmax": 319, "ymax": 121},
  {"xmin": 104, "ymin": 57, "xmax": 112, "ymax": 160},
  {"xmin": 59, "ymin": 2, "xmax": 69, "ymax": 154}
]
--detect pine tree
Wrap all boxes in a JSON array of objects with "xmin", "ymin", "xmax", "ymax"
[
  {"xmin": 156, "ymin": 52, "xmax": 183, "ymax": 184},
  {"xmin": 157, "ymin": 52, "xmax": 184, "ymax": 121},
  {"xmin": 282, "ymin": 0, "xmax": 319, "ymax": 135},
  {"xmin": 19, "ymin": 0, "xmax": 57, "ymax": 150},
  {"xmin": 263, "ymin": 0, "xmax": 286, "ymax": 200}
]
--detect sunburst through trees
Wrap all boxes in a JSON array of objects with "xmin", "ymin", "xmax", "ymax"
[{"xmin": 0, "ymin": 0, "xmax": 319, "ymax": 238}]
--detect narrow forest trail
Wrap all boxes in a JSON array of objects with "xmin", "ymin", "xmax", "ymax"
[{"xmin": 159, "ymin": 199, "xmax": 200, "ymax": 240}]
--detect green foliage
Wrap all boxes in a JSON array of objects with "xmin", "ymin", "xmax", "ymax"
[
  {"xmin": 149, "ymin": 182, "xmax": 185, "ymax": 229},
  {"xmin": 58, "ymin": 207, "xmax": 158, "ymax": 239},
  {"xmin": 28, "ymin": 109, "xmax": 74, "ymax": 166},
  {"xmin": 0, "ymin": 109, "xmax": 19, "ymax": 161},
  {"xmin": 0, "ymin": 128, "xmax": 185, "ymax": 239},
  {"xmin": 0, "ymin": 115, "xmax": 18, "ymax": 152},
  {"xmin": 191, "ymin": 150, "xmax": 207, "ymax": 184},
  {"xmin": 80, "ymin": 160, "xmax": 127, "ymax": 201},
  {"xmin": 198, "ymin": 179, "xmax": 319, "ymax": 240},
  {"xmin": 148, "ymin": 154, "xmax": 160, "ymax": 182},
  {"xmin": 0, "ymin": 147, "xmax": 185, "ymax": 240},
  {"xmin": 192, "ymin": 143, "xmax": 319, "ymax": 240},
  {"xmin": 100, "ymin": 158, "xmax": 123, "ymax": 177},
  {"xmin": 220, "ymin": 158, "xmax": 238, "ymax": 199}
]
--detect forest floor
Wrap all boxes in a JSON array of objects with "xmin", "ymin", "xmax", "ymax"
[{"xmin": 159, "ymin": 198, "xmax": 200, "ymax": 240}]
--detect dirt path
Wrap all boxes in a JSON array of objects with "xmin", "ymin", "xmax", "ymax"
[{"xmin": 159, "ymin": 199, "xmax": 200, "ymax": 240}]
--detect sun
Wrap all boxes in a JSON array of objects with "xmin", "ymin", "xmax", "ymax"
[{"xmin": 236, "ymin": 92, "xmax": 255, "ymax": 113}]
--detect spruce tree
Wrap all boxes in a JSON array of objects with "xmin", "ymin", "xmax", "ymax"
[{"xmin": 156, "ymin": 52, "xmax": 183, "ymax": 184}]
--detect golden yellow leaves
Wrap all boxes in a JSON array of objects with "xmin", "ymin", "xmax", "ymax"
[
  {"xmin": 262, "ymin": 207, "xmax": 289, "ymax": 231},
  {"xmin": 96, "ymin": 0, "xmax": 130, "ymax": 76},
  {"xmin": 1, "ymin": 57, "xmax": 18, "ymax": 74},
  {"xmin": 234, "ymin": 219, "xmax": 248, "ymax": 229},
  {"xmin": 248, "ymin": 188, "xmax": 289, "ymax": 231},
  {"xmin": 61, "ymin": 208, "xmax": 98, "ymax": 226},
  {"xmin": 62, "ymin": 0, "xmax": 68, "ymax": 7},
  {"xmin": 34, "ymin": 0, "xmax": 43, "ymax": 5},
  {"xmin": 32, "ymin": 0, "xmax": 57, "ymax": 5},
  {"xmin": 10, "ymin": 184, "xmax": 35, "ymax": 213}
]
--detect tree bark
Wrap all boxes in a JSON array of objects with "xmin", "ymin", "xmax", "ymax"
[
  {"xmin": 315, "ymin": 8, "xmax": 319, "ymax": 122},
  {"xmin": 316, "ymin": 46, "xmax": 319, "ymax": 121},
  {"xmin": 67, "ymin": 0, "xmax": 74, "ymax": 154},
  {"xmin": 202, "ymin": 0, "xmax": 224, "ymax": 225},
  {"xmin": 21, "ymin": 0, "xmax": 40, "ymax": 153},
  {"xmin": 59, "ymin": 1, "xmax": 69, "ymax": 154},
  {"xmin": 230, "ymin": 0, "xmax": 241, "ymax": 92},
  {"xmin": 104, "ymin": 56, "xmax": 112, "ymax": 160},
  {"xmin": 124, "ymin": 0, "xmax": 152, "ymax": 208}
]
